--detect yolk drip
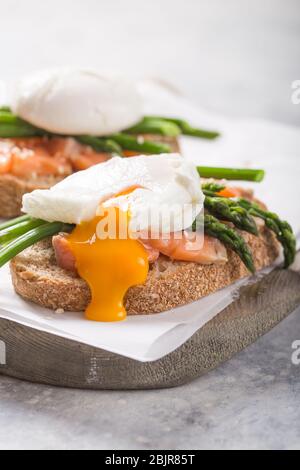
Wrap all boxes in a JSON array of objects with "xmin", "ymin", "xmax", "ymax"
[{"xmin": 67, "ymin": 207, "xmax": 149, "ymax": 322}]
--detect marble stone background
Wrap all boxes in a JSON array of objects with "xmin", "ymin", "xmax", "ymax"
[{"xmin": 0, "ymin": 0, "xmax": 299, "ymax": 450}]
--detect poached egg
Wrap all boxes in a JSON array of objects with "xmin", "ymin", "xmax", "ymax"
[
  {"xmin": 22, "ymin": 153, "xmax": 204, "ymax": 233},
  {"xmin": 11, "ymin": 68, "xmax": 143, "ymax": 135},
  {"xmin": 23, "ymin": 154, "xmax": 204, "ymax": 322}
]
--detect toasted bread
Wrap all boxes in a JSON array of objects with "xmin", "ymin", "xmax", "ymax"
[
  {"xmin": 0, "ymin": 174, "xmax": 65, "ymax": 218},
  {"xmin": 10, "ymin": 225, "xmax": 279, "ymax": 315},
  {"xmin": 0, "ymin": 135, "xmax": 180, "ymax": 218}
]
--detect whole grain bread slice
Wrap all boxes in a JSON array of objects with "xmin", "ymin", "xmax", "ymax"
[
  {"xmin": 10, "ymin": 225, "xmax": 279, "ymax": 315},
  {"xmin": 0, "ymin": 174, "xmax": 64, "ymax": 218},
  {"xmin": 0, "ymin": 135, "xmax": 180, "ymax": 218}
]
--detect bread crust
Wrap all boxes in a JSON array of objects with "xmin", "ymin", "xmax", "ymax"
[
  {"xmin": 0, "ymin": 135, "xmax": 180, "ymax": 218},
  {"xmin": 10, "ymin": 226, "xmax": 279, "ymax": 315},
  {"xmin": 0, "ymin": 174, "xmax": 64, "ymax": 218}
]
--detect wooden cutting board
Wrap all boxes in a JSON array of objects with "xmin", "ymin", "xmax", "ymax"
[{"xmin": 0, "ymin": 254, "xmax": 299, "ymax": 390}]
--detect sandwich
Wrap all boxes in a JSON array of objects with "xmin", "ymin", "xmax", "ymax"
[
  {"xmin": 0, "ymin": 68, "xmax": 219, "ymax": 217},
  {"xmin": 0, "ymin": 153, "xmax": 296, "ymax": 322}
]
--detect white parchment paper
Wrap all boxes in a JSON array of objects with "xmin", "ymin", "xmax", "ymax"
[
  {"xmin": 0, "ymin": 80, "xmax": 299, "ymax": 362},
  {"xmin": 0, "ymin": 264, "xmax": 275, "ymax": 361}
]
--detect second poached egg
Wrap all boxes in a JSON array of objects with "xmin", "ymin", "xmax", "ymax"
[{"xmin": 11, "ymin": 68, "xmax": 143, "ymax": 135}]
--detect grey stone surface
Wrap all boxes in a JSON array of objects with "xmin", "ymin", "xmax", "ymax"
[
  {"xmin": 0, "ymin": 0, "xmax": 299, "ymax": 450},
  {"xmin": 0, "ymin": 308, "xmax": 299, "ymax": 450}
]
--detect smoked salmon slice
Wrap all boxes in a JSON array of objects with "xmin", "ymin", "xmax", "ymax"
[
  {"xmin": 0, "ymin": 141, "xmax": 13, "ymax": 174},
  {"xmin": 0, "ymin": 137, "xmax": 111, "ymax": 178},
  {"xmin": 140, "ymin": 231, "xmax": 228, "ymax": 264},
  {"xmin": 70, "ymin": 153, "xmax": 110, "ymax": 171},
  {"xmin": 53, "ymin": 230, "xmax": 227, "ymax": 274},
  {"xmin": 52, "ymin": 234, "xmax": 77, "ymax": 272}
]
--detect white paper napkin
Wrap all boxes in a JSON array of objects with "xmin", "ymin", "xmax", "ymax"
[{"xmin": 0, "ymin": 80, "xmax": 299, "ymax": 362}]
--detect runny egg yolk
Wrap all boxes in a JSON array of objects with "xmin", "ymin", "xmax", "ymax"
[{"xmin": 67, "ymin": 207, "xmax": 149, "ymax": 322}]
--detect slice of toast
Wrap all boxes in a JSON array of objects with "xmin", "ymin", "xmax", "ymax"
[
  {"xmin": 10, "ymin": 225, "xmax": 279, "ymax": 315},
  {"xmin": 0, "ymin": 135, "xmax": 180, "ymax": 218},
  {"xmin": 0, "ymin": 174, "xmax": 65, "ymax": 218}
]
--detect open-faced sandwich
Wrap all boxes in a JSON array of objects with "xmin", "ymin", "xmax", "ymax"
[
  {"xmin": 0, "ymin": 68, "xmax": 219, "ymax": 217},
  {"xmin": 0, "ymin": 153, "xmax": 296, "ymax": 322}
]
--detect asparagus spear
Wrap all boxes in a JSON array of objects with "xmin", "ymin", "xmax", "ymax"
[
  {"xmin": 125, "ymin": 117, "xmax": 181, "ymax": 137},
  {"xmin": 238, "ymin": 199, "xmax": 296, "ymax": 267},
  {"xmin": 0, "ymin": 110, "xmax": 122, "ymax": 155},
  {"xmin": 77, "ymin": 135, "xmax": 122, "ymax": 155},
  {"xmin": 0, "ymin": 218, "xmax": 45, "ymax": 244},
  {"xmin": 204, "ymin": 214, "xmax": 255, "ymax": 273},
  {"xmin": 200, "ymin": 184, "xmax": 296, "ymax": 268},
  {"xmin": 0, "ymin": 112, "xmax": 170, "ymax": 154},
  {"xmin": 0, "ymin": 106, "xmax": 12, "ymax": 112},
  {"xmin": 0, "ymin": 221, "xmax": 74, "ymax": 268},
  {"xmin": 0, "ymin": 111, "xmax": 42, "ymax": 138},
  {"xmin": 204, "ymin": 196, "xmax": 258, "ymax": 235},
  {"xmin": 110, "ymin": 133, "xmax": 171, "ymax": 154},
  {"xmin": 198, "ymin": 166, "xmax": 265, "ymax": 182},
  {"xmin": 144, "ymin": 116, "xmax": 220, "ymax": 139},
  {"xmin": 0, "ymin": 215, "xmax": 31, "ymax": 232}
]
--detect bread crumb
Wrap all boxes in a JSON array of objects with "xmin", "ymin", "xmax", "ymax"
[{"xmin": 55, "ymin": 308, "xmax": 65, "ymax": 314}]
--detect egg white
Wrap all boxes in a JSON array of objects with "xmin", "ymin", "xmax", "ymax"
[
  {"xmin": 12, "ymin": 68, "xmax": 143, "ymax": 135},
  {"xmin": 22, "ymin": 154, "xmax": 204, "ymax": 234}
]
